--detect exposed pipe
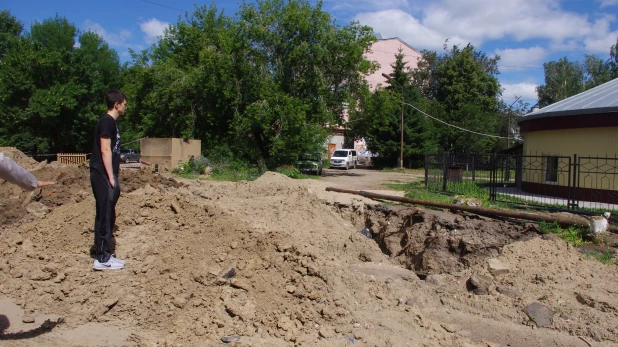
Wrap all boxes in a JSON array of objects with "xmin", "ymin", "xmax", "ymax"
[{"xmin": 325, "ymin": 187, "xmax": 618, "ymax": 233}]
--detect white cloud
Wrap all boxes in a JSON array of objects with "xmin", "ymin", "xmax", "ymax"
[
  {"xmin": 325, "ymin": 0, "xmax": 412, "ymax": 13},
  {"xmin": 140, "ymin": 18, "xmax": 170, "ymax": 44},
  {"xmin": 355, "ymin": 9, "xmax": 469, "ymax": 51},
  {"xmin": 495, "ymin": 47, "xmax": 548, "ymax": 71},
  {"xmin": 353, "ymin": 0, "xmax": 618, "ymax": 55},
  {"xmin": 599, "ymin": 0, "xmax": 618, "ymax": 8},
  {"xmin": 84, "ymin": 20, "xmax": 132, "ymax": 47},
  {"xmin": 502, "ymin": 83, "xmax": 538, "ymax": 103}
]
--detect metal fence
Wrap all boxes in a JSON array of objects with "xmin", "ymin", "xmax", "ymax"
[{"xmin": 425, "ymin": 153, "xmax": 618, "ymax": 212}]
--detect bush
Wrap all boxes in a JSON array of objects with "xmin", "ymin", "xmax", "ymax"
[{"xmin": 172, "ymin": 156, "xmax": 209, "ymax": 176}]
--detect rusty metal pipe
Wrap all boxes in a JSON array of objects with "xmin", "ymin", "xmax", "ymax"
[{"xmin": 325, "ymin": 187, "xmax": 618, "ymax": 233}]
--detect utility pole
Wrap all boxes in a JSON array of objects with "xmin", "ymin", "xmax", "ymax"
[
  {"xmin": 382, "ymin": 73, "xmax": 405, "ymax": 169},
  {"xmin": 507, "ymin": 96, "xmax": 521, "ymax": 149}
]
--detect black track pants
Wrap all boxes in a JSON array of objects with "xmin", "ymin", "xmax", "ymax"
[{"xmin": 90, "ymin": 170, "xmax": 120, "ymax": 263}]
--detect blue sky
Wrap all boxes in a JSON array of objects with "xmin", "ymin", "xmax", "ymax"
[{"xmin": 4, "ymin": 0, "xmax": 618, "ymax": 106}]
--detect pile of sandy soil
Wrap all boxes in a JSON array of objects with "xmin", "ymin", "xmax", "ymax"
[
  {"xmin": 0, "ymin": 169, "xmax": 617, "ymax": 346},
  {"xmin": 0, "ymin": 147, "xmax": 39, "ymax": 171}
]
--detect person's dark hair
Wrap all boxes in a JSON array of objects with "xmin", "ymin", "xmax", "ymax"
[{"xmin": 105, "ymin": 90, "xmax": 126, "ymax": 110}]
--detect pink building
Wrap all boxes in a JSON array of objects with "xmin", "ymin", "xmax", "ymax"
[
  {"xmin": 326, "ymin": 37, "xmax": 423, "ymax": 159},
  {"xmin": 364, "ymin": 37, "xmax": 423, "ymax": 92}
]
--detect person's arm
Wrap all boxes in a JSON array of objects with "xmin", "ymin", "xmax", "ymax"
[
  {"xmin": 100, "ymin": 136, "xmax": 115, "ymax": 187},
  {"xmin": 0, "ymin": 152, "xmax": 53, "ymax": 190}
]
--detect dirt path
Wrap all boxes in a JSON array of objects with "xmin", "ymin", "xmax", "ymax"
[{"xmin": 319, "ymin": 167, "xmax": 421, "ymax": 191}]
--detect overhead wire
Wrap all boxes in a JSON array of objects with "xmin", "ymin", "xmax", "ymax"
[
  {"xmin": 403, "ymin": 102, "xmax": 508, "ymax": 139},
  {"xmin": 135, "ymin": 0, "xmax": 187, "ymax": 12}
]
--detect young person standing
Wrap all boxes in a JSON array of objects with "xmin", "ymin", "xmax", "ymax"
[{"xmin": 90, "ymin": 90, "xmax": 126, "ymax": 270}]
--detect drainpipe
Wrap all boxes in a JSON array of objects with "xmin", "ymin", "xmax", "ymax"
[{"xmin": 325, "ymin": 187, "xmax": 618, "ymax": 233}]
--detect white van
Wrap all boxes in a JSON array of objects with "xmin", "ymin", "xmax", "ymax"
[{"xmin": 330, "ymin": 149, "xmax": 357, "ymax": 170}]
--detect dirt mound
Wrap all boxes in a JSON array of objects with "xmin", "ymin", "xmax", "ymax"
[
  {"xmin": 0, "ymin": 165, "xmax": 183, "ymax": 229},
  {"xmin": 1, "ymin": 168, "xmax": 617, "ymax": 346},
  {"xmin": 0, "ymin": 147, "xmax": 39, "ymax": 170}
]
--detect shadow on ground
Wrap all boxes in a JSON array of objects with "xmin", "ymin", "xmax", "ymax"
[{"xmin": 0, "ymin": 315, "xmax": 63, "ymax": 340}]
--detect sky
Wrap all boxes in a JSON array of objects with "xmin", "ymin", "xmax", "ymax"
[{"xmin": 4, "ymin": 0, "xmax": 618, "ymax": 107}]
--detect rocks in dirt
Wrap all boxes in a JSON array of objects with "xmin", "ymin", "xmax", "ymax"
[
  {"xmin": 359, "ymin": 227, "xmax": 372, "ymax": 238},
  {"xmin": 224, "ymin": 299, "xmax": 256, "ymax": 321},
  {"xmin": 496, "ymin": 286, "xmax": 523, "ymax": 299},
  {"xmin": 22, "ymin": 314, "xmax": 35, "ymax": 323},
  {"xmin": 575, "ymin": 292, "xmax": 597, "ymax": 308},
  {"xmin": 523, "ymin": 302, "xmax": 553, "ymax": 327},
  {"xmin": 319, "ymin": 327, "xmax": 334, "ymax": 338},
  {"xmin": 26, "ymin": 202, "xmax": 50, "ymax": 218},
  {"xmin": 425, "ymin": 274, "xmax": 444, "ymax": 286},
  {"xmin": 467, "ymin": 274, "xmax": 493, "ymax": 295},
  {"xmin": 170, "ymin": 201, "xmax": 182, "ymax": 214},
  {"xmin": 222, "ymin": 267, "xmax": 236, "ymax": 279},
  {"xmin": 487, "ymin": 258, "xmax": 510, "ymax": 276},
  {"xmin": 221, "ymin": 335, "xmax": 240, "ymax": 343},
  {"xmin": 171, "ymin": 294, "xmax": 193, "ymax": 309}
]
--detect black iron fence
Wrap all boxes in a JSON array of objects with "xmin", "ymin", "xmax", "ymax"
[{"xmin": 425, "ymin": 153, "xmax": 618, "ymax": 212}]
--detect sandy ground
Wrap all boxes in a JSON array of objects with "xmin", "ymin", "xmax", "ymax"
[{"xmin": 1, "ymin": 153, "xmax": 618, "ymax": 346}]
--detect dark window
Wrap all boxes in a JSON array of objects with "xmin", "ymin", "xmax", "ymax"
[{"xmin": 545, "ymin": 156, "xmax": 558, "ymax": 182}]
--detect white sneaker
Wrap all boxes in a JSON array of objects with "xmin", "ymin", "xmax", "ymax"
[
  {"xmin": 93, "ymin": 257, "xmax": 124, "ymax": 270},
  {"xmin": 111, "ymin": 255, "xmax": 125, "ymax": 265}
]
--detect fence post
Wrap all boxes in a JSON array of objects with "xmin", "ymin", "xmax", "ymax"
[
  {"xmin": 424, "ymin": 154, "xmax": 429, "ymax": 188},
  {"xmin": 442, "ymin": 152, "xmax": 448, "ymax": 192},
  {"xmin": 471, "ymin": 154, "xmax": 475, "ymax": 181},
  {"xmin": 490, "ymin": 153, "xmax": 496, "ymax": 201},
  {"xmin": 570, "ymin": 154, "xmax": 578, "ymax": 209}
]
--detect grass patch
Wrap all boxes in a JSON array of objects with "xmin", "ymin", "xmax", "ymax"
[
  {"xmin": 583, "ymin": 250, "xmax": 616, "ymax": 265},
  {"xmin": 381, "ymin": 167, "xmax": 425, "ymax": 175},
  {"xmin": 384, "ymin": 181, "xmax": 456, "ymax": 204},
  {"xmin": 538, "ymin": 221, "xmax": 587, "ymax": 247},
  {"xmin": 275, "ymin": 165, "xmax": 321, "ymax": 180}
]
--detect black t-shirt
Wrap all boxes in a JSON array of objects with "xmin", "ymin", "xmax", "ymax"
[{"xmin": 90, "ymin": 114, "xmax": 120, "ymax": 175}]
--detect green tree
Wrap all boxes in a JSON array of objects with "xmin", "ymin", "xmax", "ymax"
[
  {"xmin": 431, "ymin": 44, "xmax": 502, "ymax": 152},
  {"xmin": 605, "ymin": 37, "xmax": 618, "ymax": 79},
  {"xmin": 348, "ymin": 49, "xmax": 436, "ymax": 165},
  {"xmin": 0, "ymin": 14, "xmax": 121, "ymax": 153},
  {"xmin": 583, "ymin": 54, "xmax": 613, "ymax": 89},
  {"xmin": 536, "ymin": 57, "xmax": 585, "ymax": 108},
  {"xmin": 124, "ymin": 0, "xmax": 377, "ymax": 167},
  {"xmin": 0, "ymin": 10, "xmax": 23, "ymax": 59}
]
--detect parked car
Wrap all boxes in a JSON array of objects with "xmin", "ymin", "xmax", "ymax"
[
  {"xmin": 295, "ymin": 153, "xmax": 323, "ymax": 175},
  {"xmin": 120, "ymin": 149, "xmax": 140, "ymax": 163},
  {"xmin": 330, "ymin": 149, "xmax": 357, "ymax": 170}
]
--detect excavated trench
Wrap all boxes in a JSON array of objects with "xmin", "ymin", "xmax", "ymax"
[{"xmin": 342, "ymin": 203, "xmax": 542, "ymax": 275}]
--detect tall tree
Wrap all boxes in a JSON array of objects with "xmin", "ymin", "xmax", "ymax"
[
  {"xmin": 609, "ymin": 38, "xmax": 618, "ymax": 79},
  {"xmin": 0, "ymin": 10, "xmax": 23, "ymax": 59},
  {"xmin": 0, "ymin": 14, "xmax": 121, "ymax": 153},
  {"xmin": 124, "ymin": 0, "xmax": 377, "ymax": 167},
  {"xmin": 583, "ymin": 54, "xmax": 613, "ymax": 89},
  {"xmin": 536, "ymin": 57, "xmax": 585, "ymax": 108},
  {"xmin": 431, "ymin": 44, "xmax": 502, "ymax": 152},
  {"xmin": 349, "ymin": 49, "xmax": 436, "ymax": 165}
]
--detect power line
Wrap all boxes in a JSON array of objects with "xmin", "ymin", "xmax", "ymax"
[
  {"xmin": 136, "ymin": 0, "xmax": 187, "ymax": 12},
  {"xmin": 403, "ymin": 102, "xmax": 508, "ymax": 139}
]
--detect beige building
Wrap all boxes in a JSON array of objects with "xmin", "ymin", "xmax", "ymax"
[
  {"xmin": 518, "ymin": 77, "xmax": 618, "ymax": 204},
  {"xmin": 140, "ymin": 138, "xmax": 201, "ymax": 170}
]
